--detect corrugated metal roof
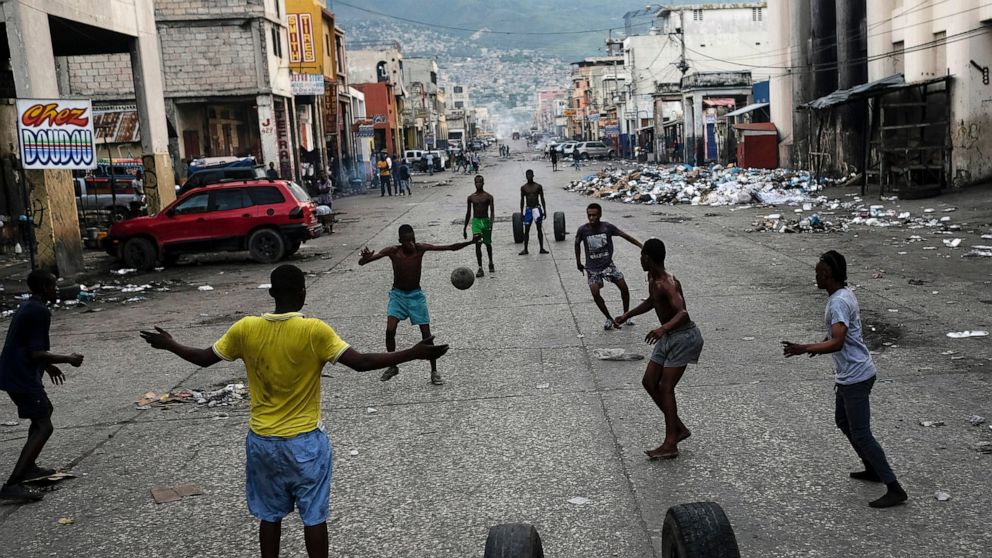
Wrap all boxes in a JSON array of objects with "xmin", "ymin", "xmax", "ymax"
[
  {"xmin": 724, "ymin": 102, "xmax": 769, "ymax": 117},
  {"xmin": 801, "ymin": 74, "xmax": 905, "ymax": 110}
]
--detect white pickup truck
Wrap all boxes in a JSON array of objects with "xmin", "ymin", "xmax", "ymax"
[{"xmin": 74, "ymin": 177, "xmax": 143, "ymax": 222}]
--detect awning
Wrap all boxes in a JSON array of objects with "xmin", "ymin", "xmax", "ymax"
[
  {"xmin": 801, "ymin": 74, "xmax": 905, "ymax": 110},
  {"xmin": 724, "ymin": 102, "xmax": 769, "ymax": 118},
  {"xmin": 704, "ymin": 98, "xmax": 737, "ymax": 107},
  {"xmin": 734, "ymin": 122, "xmax": 777, "ymax": 135}
]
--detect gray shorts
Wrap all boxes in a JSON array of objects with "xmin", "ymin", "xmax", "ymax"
[{"xmin": 650, "ymin": 322, "xmax": 703, "ymax": 368}]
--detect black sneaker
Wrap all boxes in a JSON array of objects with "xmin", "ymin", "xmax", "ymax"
[
  {"xmin": 869, "ymin": 483, "xmax": 908, "ymax": 508},
  {"xmin": 488, "ymin": 263, "xmax": 495, "ymax": 273},
  {"xmin": 430, "ymin": 372, "xmax": 445, "ymax": 385},
  {"xmin": 0, "ymin": 483, "xmax": 44, "ymax": 502},
  {"xmin": 380, "ymin": 366, "xmax": 399, "ymax": 381},
  {"xmin": 476, "ymin": 268, "xmax": 484, "ymax": 278},
  {"xmin": 21, "ymin": 465, "xmax": 57, "ymax": 483}
]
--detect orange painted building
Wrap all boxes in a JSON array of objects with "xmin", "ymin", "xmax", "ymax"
[{"xmin": 353, "ymin": 82, "xmax": 399, "ymax": 156}]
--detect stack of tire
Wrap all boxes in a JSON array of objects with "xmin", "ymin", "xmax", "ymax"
[{"xmin": 511, "ymin": 211, "xmax": 567, "ymax": 244}]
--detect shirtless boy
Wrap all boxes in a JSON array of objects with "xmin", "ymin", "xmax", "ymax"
[
  {"xmin": 463, "ymin": 175, "xmax": 495, "ymax": 278},
  {"xmin": 518, "ymin": 169, "xmax": 548, "ymax": 255},
  {"xmin": 359, "ymin": 225, "xmax": 480, "ymax": 385},
  {"xmin": 615, "ymin": 239, "xmax": 703, "ymax": 459}
]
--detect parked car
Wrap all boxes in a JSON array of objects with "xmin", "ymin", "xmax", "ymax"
[
  {"xmin": 403, "ymin": 149, "xmax": 447, "ymax": 172},
  {"xmin": 180, "ymin": 165, "xmax": 267, "ymax": 195},
  {"xmin": 74, "ymin": 178, "xmax": 143, "ymax": 222},
  {"xmin": 574, "ymin": 141, "xmax": 614, "ymax": 159},
  {"xmin": 560, "ymin": 142, "xmax": 577, "ymax": 157},
  {"xmin": 103, "ymin": 179, "xmax": 321, "ymax": 270}
]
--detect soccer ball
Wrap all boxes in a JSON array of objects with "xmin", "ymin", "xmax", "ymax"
[{"xmin": 450, "ymin": 267, "xmax": 475, "ymax": 290}]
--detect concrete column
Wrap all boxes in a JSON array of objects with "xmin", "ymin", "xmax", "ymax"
[
  {"xmin": 257, "ymin": 94, "xmax": 278, "ymax": 171},
  {"xmin": 903, "ymin": 2, "xmax": 934, "ymax": 81},
  {"xmin": 768, "ymin": 0, "xmax": 794, "ymax": 165},
  {"xmin": 790, "ymin": 0, "xmax": 813, "ymax": 168},
  {"xmin": 811, "ymin": 0, "xmax": 838, "ymax": 98},
  {"xmin": 946, "ymin": 0, "xmax": 992, "ymax": 186},
  {"xmin": 3, "ymin": 2, "xmax": 82, "ymax": 276},
  {"xmin": 867, "ymin": 1, "xmax": 896, "ymax": 81},
  {"xmin": 130, "ymin": 0, "xmax": 175, "ymax": 214}
]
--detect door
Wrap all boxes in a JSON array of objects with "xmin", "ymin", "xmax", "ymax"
[
  {"xmin": 705, "ymin": 121, "xmax": 718, "ymax": 161},
  {"xmin": 156, "ymin": 191, "xmax": 212, "ymax": 250},
  {"xmin": 183, "ymin": 130, "xmax": 201, "ymax": 159},
  {"xmin": 207, "ymin": 188, "xmax": 252, "ymax": 248}
]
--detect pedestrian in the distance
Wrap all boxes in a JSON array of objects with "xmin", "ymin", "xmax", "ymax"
[
  {"xmin": 266, "ymin": 162, "xmax": 279, "ymax": 180},
  {"xmin": 315, "ymin": 170, "xmax": 333, "ymax": 208},
  {"xmin": 575, "ymin": 203, "xmax": 642, "ymax": 331},
  {"xmin": 396, "ymin": 159, "xmax": 412, "ymax": 196},
  {"xmin": 425, "ymin": 151, "xmax": 434, "ymax": 176},
  {"xmin": 550, "ymin": 146, "xmax": 559, "ymax": 172},
  {"xmin": 0, "ymin": 270, "xmax": 85, "ymax": 502},
  {"xmin": 141, "ymin": 264, "xmax": 448, "ymax": 558},
  {"xmin": 614, "ymin": 239, "xmax": 703, "ymax": 460},
  {"xmin": 377, "ymin": 154, "xmax": 392, "ymax": 196},
  {"xmin": 573, "ymin": 147, "xmax": 582, "ymax": 170},
  {"xmin": 463, "ymin": 175, "xmax": 495, "ymax": 277},
  {"xmin": 782, "ymin": 251, "xmax": 908, "ymax": 509}
]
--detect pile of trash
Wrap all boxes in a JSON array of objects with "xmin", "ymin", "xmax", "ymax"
[
  {"xmin": 564, "ymin": 164, "xmax": 845, "ymax": 207},
  {"xmin": 135, "ymin": 383, "xmax": 248, "ymax": 410}
]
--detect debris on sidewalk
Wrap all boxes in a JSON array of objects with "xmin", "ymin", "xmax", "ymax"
[
  {"xmin": 974, "ymin": 441, "xmax": 992, "ymax": 454},
  {"xmin": 197, "ymin": 285, "xmax": 214, "ymax": 291},
  {"xmin": 934, "ymin": 490, "xmax": 952, "ymax": 502},
  {"xmin": 134, "ymin": 383, "xmax": 248, "ymax": 410},
  {"xmin": 151, "ymin": 483, "xmax": 204, "ymax": 504},
  {"xmin": 964, "ymin": 246, "xmax": 992, "ymax": 258},
  {"xmin": 919, "ymin": 420, "xmax": 945, "ymax": 427},
  {"xmin": 967, "ymin": 415, "xmax": 986, "ymax": 426},
  {"xmin": 58, "ymin": 517, "xmax": 75, "ymax": 525},
  {"xmin": 567, "ymin": 496, "xmax": 591, "ymax": 505},
  {"xmin": 1, "ymin": 420, "xmax": 19, "ymax": 427},
  {"xmin": 592, "ymin": 348, "xmax": 644, "ymax": 361},
  {"xmin": 946, "ymin": 331, "xmax": 989, "ymax": 339}
]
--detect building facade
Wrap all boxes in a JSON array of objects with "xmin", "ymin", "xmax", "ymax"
[{"xmin": 349, "ymin": 45, "xmax": 407, "ymax": 156}]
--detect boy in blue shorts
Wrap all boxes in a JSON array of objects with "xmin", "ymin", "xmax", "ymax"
[
  {"xmin": 359, "ymin": 225, "xmax": 480, "ymax": 385},
  {"xmin": 141, "ymin": 264, "xmax": 448, "ymax": 557},
  {"xmin": 0, "ymin": 270, "xmax": 84, "ymax": 502},
  {"xmin": 519, "ymin": 169, "xmax": 549, "ymax": 255}
]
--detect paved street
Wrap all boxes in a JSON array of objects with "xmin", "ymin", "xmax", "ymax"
[{"xmin": 1, "ymin": 142, "xmax": 991, "ymax": 557}]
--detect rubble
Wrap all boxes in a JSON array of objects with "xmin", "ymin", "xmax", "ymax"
[
  {"xmin": 134, "ymin": 383, "xmax": 248, "ymax": 410},
  {"xmin": 564, "ymin": 164, "xmax": 836, "ymax": 207}
]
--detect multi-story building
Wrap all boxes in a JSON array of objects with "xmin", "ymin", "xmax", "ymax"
[
  {"xmin": 442, "ymin": 83, "xmax": 472, "ymax": 148},
  {"xmin": 569, "ymin": 56, "xmax": 624, "ymax": 141},
  {"xmin": 402, "ymin": 58, "xmax": 445, "ymax": 150},
  {"xmin": 64, "ymin": 0, "xmax": 297, "ymax": 181},
  {"xmin": 349, "ymin": 44, "xmax": 407, "ymax": 156}
]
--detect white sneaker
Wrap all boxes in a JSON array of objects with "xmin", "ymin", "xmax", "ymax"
[
  {"xmin": 626, "ymin": 317, "xmax": 636, "ymax": 326},
  {"xmin": 604, "ymin": 319, "xmax": 615, "ymax": 331}
]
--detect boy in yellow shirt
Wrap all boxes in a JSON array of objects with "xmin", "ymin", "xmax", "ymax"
[{"xmin": 140, "ymin": 264, "xmax": 446, "ymax": 558}]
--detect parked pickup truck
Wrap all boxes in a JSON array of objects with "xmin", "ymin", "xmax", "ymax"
[{"xmin": 74, "ymin": 178, "xmax": 143, "ymax": 222}]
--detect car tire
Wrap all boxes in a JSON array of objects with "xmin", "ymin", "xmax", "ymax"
[
  {"xmin": 483, "ymin": 523, "xmax": 544, "ymax": 558},
  {"xmin": 110, "ymin": 206, "xmax": 130, "ymax": 223},
  {"xmin": 122, "ymin": 237, "xmax": 157, "ymax": 271},
  {"xmin": 582, "ymin": 152, "xmax": 590, "ymax": 160},
  {"xmin": 286, "ymin": 241, "xmax": 302, "ymax": 255},
  {"xmin": 662, "ymin": 502, "xmax": 740, "ymax": 558},
  {"xmin": 553, "ymin": 211, "xmax": 566, "ymax": 241},
  {"xmin": 248, "ymin": 228, "xmax": 286, "ymax": 263},
  {"xmin": 607, "ymin": 150, "xmax": 615, "ymax": 159},
  {"xmin": 512, "ymin": 212, "xmax": 524, "ymax": 244}
]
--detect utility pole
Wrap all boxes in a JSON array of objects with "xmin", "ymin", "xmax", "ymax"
[{"xmin": 676, "ymin": 9, "xmax": 689, "ymax": 76}]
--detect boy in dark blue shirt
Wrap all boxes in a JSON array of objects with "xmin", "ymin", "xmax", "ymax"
[{"xmin": 0, "ymin": 270, "xmax": 84, "ymax": 502}]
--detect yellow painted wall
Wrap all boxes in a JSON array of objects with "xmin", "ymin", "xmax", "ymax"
[{"xmin": 285, "ymin": 0, "xmax": 324, "ymax": 75}]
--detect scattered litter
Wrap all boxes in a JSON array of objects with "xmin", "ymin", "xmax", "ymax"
[
  {"xmin": 134, "ymin": 384, "xmax": 248, "ymax": 410},
  {"xmin": 973, "ymin": 441, "xmax": 992, "ymax": 454},
  {"xmin": 366, "ymin": 407, "xmax": 377, "ymax": 414},
  {"xmin": 111, "ymin": 268, "xmax": 137, "ymax": 276},
  {"xmin": 197, "ymin": 285, "xmax": 214, "ymax": 291},
  {"xmin": 946, "ymin": 331, "xmax": 989, "ymax": 339},
  {"xmin": 151, "ymin": 484, "xmax": 204, "ymax": 504},
  {"xmin": 941, "ymin": 350, "xmax": 957, "ymax": 355},
  {"xmin": 919, "ymin": 420, "xmax": 945, "ymax": 427},
  {"xmin": 964, "ymin": 247, "xmax": 992, "ymax": 258},
  {"xmin": 257, "ymin": 284, "xmax": 272, "ymax": 289},
  {"xmin": 1, "ymin": 420, "xmax": 19, "ymax": 426},
  {"xmin": 942, "ymin": 238, "xmax": 962, "ymax": 248},
  {"xmin": 58, "ymin": 517, "xmax": 75, "ymax": 525},
  {"xmin": 536, "ymin": 383, "xmax": 550, "ymax": 389},
  {"xmin": 567, "ymin": 496, "xmax": 591, "ymax": 505},
  {"xmin": 576, "ymin": 334, "xmax": 585, "ymax": 338},
  {"xmin": 592, "ymin": 348, "xmax": 644, "ymax": 361},
  {"xmin": 120, "ymin": 284, "xmax": 151, "ymax": 293},
  {"xmin": 742, "ymin": 336, "xmax": 755, "ymax": 341},
  {"xmin": 349, "ymin": 449, "xmax": 359, "ymax": 456},
  {"xmin": 967, "ymin": 415, "xmax": 986, "ymax": 426},
  {"xmin": 934, "ymin": 491, "xmax": 951, "ymax": 502},
  {"xmin": 887, "ymin": 309, "xmax": 899, "ymax": 313}
]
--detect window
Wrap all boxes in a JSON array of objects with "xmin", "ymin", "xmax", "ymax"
[
  {"xmin": 271, "ymin": 26, "xmax": 282, "ymax": 58},
  {"xmin": 934, "ymin": 31, "xmax": 947, "ymax": 76},
  {"xmin": 752, "ymin": 8, "xmax": 762, "ymax": 21},
  {"xmin": 430, "ymin": 71, "xmax": 437, "ymax": 85},
  {"xmin": 454, "ymin": 86, "xmax": 463, "ymax": 93},
  {"xmin": 274, "ymin": 0, "xmax": 280, "ymax": 18},
  {"xmin": 376, "ymin": 61, "xmax": 388, "ymax": 82},
  {"xmin": 455, "ymin": 101, "xmax": 464, "ymax": 108},
  {"xmin": 286, "ymin": 182, "xmax": 311, "ymax": 203},
  {"xmin": 174, "ymin": 193, "xmax": 209, "ymax": 215},
  {"xmin": 247, "ymin": 187, "xmax": 285, "ymax": 206},
  {"xmin": 325, "ymin": 33, "xmax": 330, "ymax": 53},
  {"xmin": 692, "ymin": 9, "xmax": 703, "ymax": 21},
  {"xmin": 211, "ymin": 189, "xmax": 248, "ymax": 212}
]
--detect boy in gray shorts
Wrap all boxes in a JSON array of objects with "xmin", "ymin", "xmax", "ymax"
[{"xmin": 615, "ymin": 239, "xmax": 702, "ymax": 459}]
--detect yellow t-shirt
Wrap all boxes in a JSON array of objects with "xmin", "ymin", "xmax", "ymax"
[
  {"xmin": 212, "ymin": 312, "xmax": 350, "ymax": 437},
  {"xmin": 377, "ymin": 160, "xmax": 391, "ymax": 176}
]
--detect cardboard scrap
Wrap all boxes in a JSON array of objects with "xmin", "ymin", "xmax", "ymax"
[{"xmin": 151, "ymin": 483, "xmax": 204, "ymax": 504}]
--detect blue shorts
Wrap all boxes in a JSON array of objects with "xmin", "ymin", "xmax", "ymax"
[
  {"xmin": 523, "ymin": 207, "xmax": 544, "ymax": 226},
  {"xmin": 387, "ymin": 288, "xmax": 430, "ymax": 325},
  {"xmin": 245, "ymin": 428, "xmax": 332, "ymax": 526}
]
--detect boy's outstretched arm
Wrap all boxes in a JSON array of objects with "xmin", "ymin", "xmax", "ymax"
[
  {"xmin": 337, "ymin": 336, "xmax": 449, "ymax": 371},
  {"xmin": 30, "ymin": 351, "xmax": 83, "ymax": 367},
  {"xmin": 422, "ymin": 234, "xmax": 482, "ymax": 251},
  {"xmin": 140, "ymin": 327, "xmax": 222, "ymax": 368},
  {"xmin": 358, "ymin": 245, "xmax": 395, "ymax": 265}
]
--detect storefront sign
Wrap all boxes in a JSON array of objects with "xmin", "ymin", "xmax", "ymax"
[
  {"xmin": 604, "ymin": 125, "xmax": 620, "ymax": 137},
  {"xmin": 358, "ymin": 124, "xmax": 374, "ymax": 138},
  {"xmin": 93, "ymin": 103, "xmax": 141, "ymax": 144},
  {"xmin": 16, "ymin": 99, "xmax": 96, "ymax": 170},
  {"xmin": 291, "ymin": 73, "xmax": 325, "ymax": 96},
  {"xmin": 274, "ymin": 99, "xmax": 292, "ymax": 180},
  {"xmin": 586, "ymin": 114, "xmax": 601, "ymax": 122},
  {"xmin": 288, "ymin": 13, "xmax": 316, "ymax": 65}
]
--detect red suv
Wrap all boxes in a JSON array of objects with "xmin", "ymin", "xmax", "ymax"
[{"xmin": 104, "ymin": 179, "xmax": 321, "ymax": 270}]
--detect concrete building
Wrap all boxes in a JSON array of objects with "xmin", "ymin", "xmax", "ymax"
[
  {"xmin": 616, "ymin": 3, "xmax": 772, "ymax": 160},
  {"xmin": 401, "ymin": 58, "xmax": 445, "ymax": 150},
  {"xmin": 770, "ymin": 0, "xmax": 992, "ymax": 192},
  {"xmin": 349, "ymin": 44, "xmax": 407, "ymax": 156},
  {"xmin": 569, "ymin": 56, "xmax": 624, "ymax": 141},
  {"xmin": 0, "ymin": 0, "xmax": 174, "ymax": 275},
  {"xmin": 62, "ymin": 0, "xmax": 297, "ymax": 182},
  {"xmin": 442, "ymin": 83, "xmax": 472, "ymax": 148}
]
